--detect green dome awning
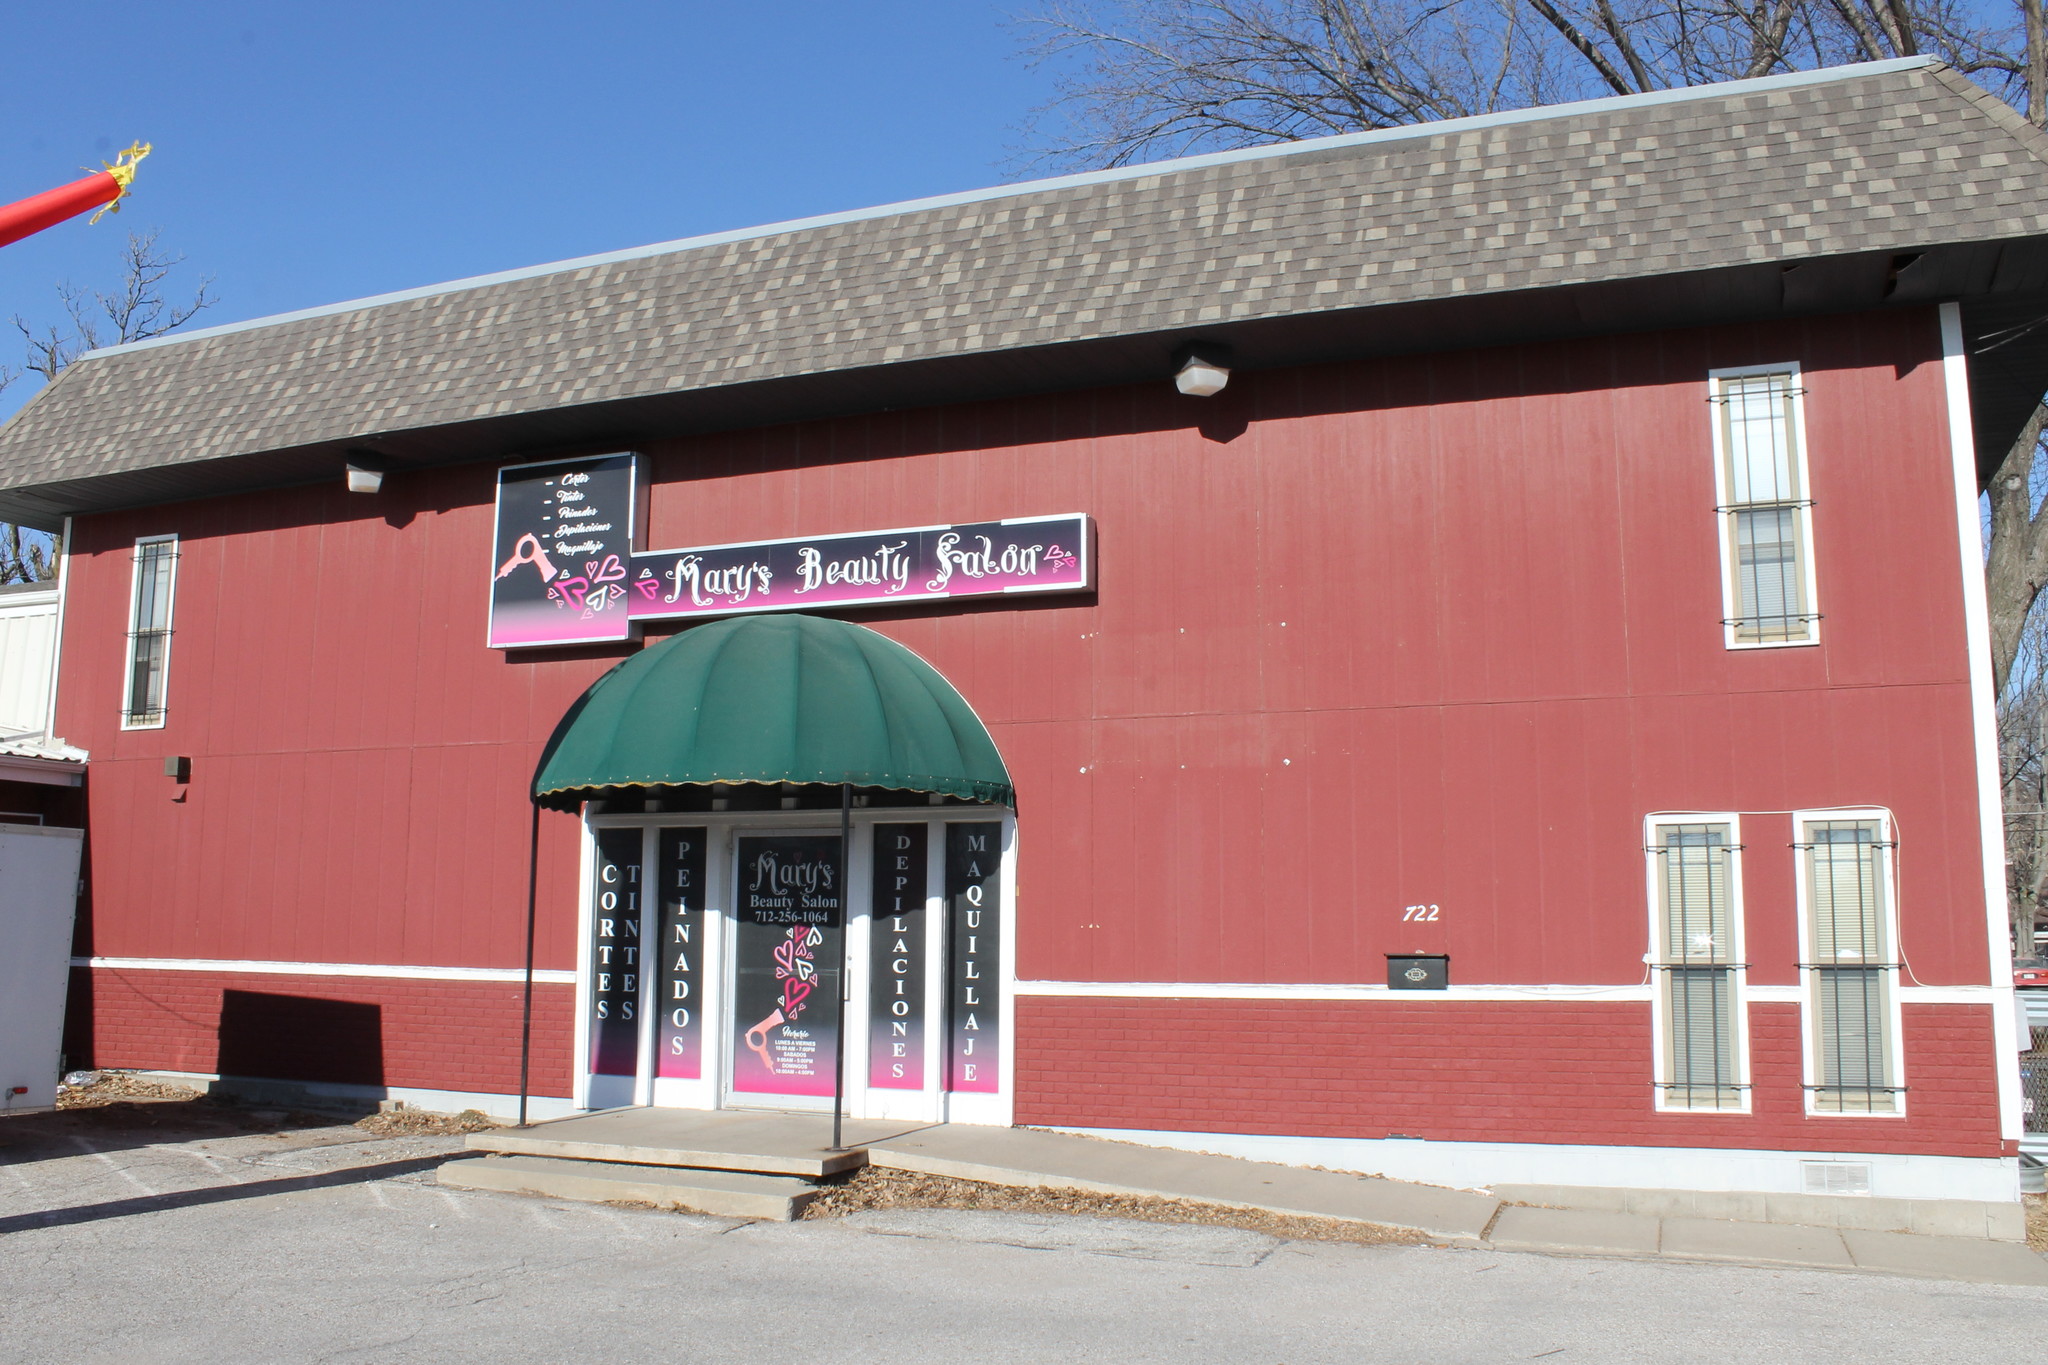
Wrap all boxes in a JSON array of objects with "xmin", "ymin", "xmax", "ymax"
[{"xmin": 531, "ymin": 614, "xmax": 1013, "ymax": 810}]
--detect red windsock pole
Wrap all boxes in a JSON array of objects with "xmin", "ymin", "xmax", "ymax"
[{"xmin": 0, "ymin": 143, "xmax": 151, "ymax": 250}]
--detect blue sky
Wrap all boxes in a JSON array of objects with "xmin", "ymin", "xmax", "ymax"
[{"xmin": 0, "ymin": 1, "xmax": 1055, "ymax": 419}]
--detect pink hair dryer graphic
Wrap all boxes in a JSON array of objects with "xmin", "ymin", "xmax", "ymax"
[
  {"xmin": 744, "ymin": 1009, "xmax": 784, "ymax": 1073},
  {"xmin": 495, "ymin": 532, "xmax": 559, "ymax": 583}
]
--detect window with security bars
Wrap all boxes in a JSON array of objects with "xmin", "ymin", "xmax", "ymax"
[
  {"xmin": 1649, "ymin": 820, "xmax": 1747, "ymax": 1111},
  {"xmin": 1712, "ymin": 368, "xmax": 1817, "ymax": 647},
  {"xmin": 122, "ymin": 536, "xmax": 177, "ymax": 728},
  {"xmin": 1799, "ymin": 817, "xmax": 1902, "ymax": 1114}
]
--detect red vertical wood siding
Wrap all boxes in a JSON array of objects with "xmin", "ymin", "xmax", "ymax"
[{"xmin": 52, "ymin": 305, "xmax": 1998, "ymax": 1141}]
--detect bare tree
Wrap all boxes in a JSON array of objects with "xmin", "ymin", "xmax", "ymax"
[
  {"xmin": 1015, "ymin": 0, "xmax": 2031, "ymax": 166},
  {"xmin": 13, "ymin": 229, "xmax": 215, "ymax": 382},
  {"xmin": 0, "ymin": 229, "xmax": 214, "ymax": 585},
  {"xmin": 1019, "ymin": 0, "xmax": 2048, "ymax": 952}
]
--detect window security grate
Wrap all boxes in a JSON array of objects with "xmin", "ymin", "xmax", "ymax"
[
  {"xmin": 1651, "ymin": 823, "xmax": 1745, "ymax": 1110},
  {"xmin": 123, "ymin": 539, "xmax": 177, "ymax": 726},
  {"xmin": 1803, "ymin": 820, "xmax": 1900, "ymax": 1114},
  {"xmin": 1714, "ymin": 371, "xmax": 1816, "ymax": 646}
]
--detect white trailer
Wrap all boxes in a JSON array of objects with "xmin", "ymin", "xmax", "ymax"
[{"xmin": 0, "ymin": 822, "xmax": 84, "ymax": 1114}]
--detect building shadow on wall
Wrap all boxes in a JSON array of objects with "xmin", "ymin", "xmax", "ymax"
[{"xmin": 216, "ymin": 990, "xmax": 385, "ymax": 1089}]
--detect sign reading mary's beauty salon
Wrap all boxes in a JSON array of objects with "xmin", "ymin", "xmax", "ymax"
[{"xmin": 489, "ymin": 454, "xmax": 1093, "ymax": 650}]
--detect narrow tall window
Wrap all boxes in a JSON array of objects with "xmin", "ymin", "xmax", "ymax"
[
  {"xmin": 1648, "ymin": 818, "xmax": 1748, "ymax": 1112},
  {"xmin": 122, "ymin": 535, "xmax": 177, "ymax": 728},
  {"xmin": 1798, "ymin": 814, "xmax": 1902, "ymax": 1115},
  {"xmin": 1710, "ymin": 366, "xmax": 1818, "ymax": 647}
]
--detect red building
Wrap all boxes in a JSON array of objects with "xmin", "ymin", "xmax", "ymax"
[{"xmin": 1, "ymin": 57, "xmax": 2038, "ymax": 1204}]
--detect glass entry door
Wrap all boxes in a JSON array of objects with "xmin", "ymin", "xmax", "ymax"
[
  {"xmin": 723, "ymin": 833, "xmax": 845, "ymax": 1111},
  {"xmin": 580, "ymin": 811, "xmax": 1012, "ymax": 1125}
]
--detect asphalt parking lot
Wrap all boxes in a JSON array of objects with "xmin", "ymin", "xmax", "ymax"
[{"xmin": 2, "ymin": 1100, "xmax": 2044, "ymax": 1364}]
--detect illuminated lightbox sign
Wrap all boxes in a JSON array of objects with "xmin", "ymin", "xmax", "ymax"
[{"xmin": 489, "ymin": 453, "xmax": 1094, "ymax": 650}]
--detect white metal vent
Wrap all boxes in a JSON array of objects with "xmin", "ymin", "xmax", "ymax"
[{"xmin": 1801, "ymin": 1160, "xmax": 1873, "ymax": 1196}]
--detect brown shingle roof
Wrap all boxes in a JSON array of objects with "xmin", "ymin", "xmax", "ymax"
[{"xmin": 3, "ymin": 57, "xmax": 2046, "ymax": 520}]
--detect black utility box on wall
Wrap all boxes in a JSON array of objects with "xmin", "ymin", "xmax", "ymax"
[{"xmin": 1387, "ymin": 954, "xmax": 1449, "ymax": 990}]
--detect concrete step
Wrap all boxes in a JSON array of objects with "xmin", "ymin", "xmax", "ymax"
[
  {"xmin": 464, "ymin": 1108, "xmax": 911, "ymax": 1177},
  {"xmin": 438, "ymin": 1154, "xmax": 817, "ymax": 1220}
]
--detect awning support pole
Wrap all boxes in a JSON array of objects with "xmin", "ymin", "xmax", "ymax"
[
  {"xmin": 830, "ymin": 780, "xmax": 851, "ymax": 1153},
  {"xmin": 518, "ymin": 801, "xmax": 539, "ymax": 1128}
]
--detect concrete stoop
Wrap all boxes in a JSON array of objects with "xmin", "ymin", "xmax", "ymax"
[{"xmin": 439, "ymin": 1154, "xmax": 816, "ymax": 1220}]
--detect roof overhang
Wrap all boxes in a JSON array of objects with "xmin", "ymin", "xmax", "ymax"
[{"xmin": 4, "ymin": 241, "xmax": 2043, "ymax": 532}]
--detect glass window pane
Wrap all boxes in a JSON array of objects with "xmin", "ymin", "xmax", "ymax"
[
  {"xmin": 1734, "ymin": 506, "xmax": 1804, "ymax": 638},
  {"xmin": 1816, "ymin": 967, "xmax": 1894, "ymax": 1112},
  {"xmin": 125, "ymin": 539, "xmax": 175, "ymax": 724},
  {"xmin": 1660, "ymin": 825, "xmax": 1730, "ymax": 964},
  {"xmin": 1667, "ymin": 967, "xmax": 1738, "ymax": 1107},
  {"xmin": 1807, "ymin": 822, "xmax": 1885, "ymax": 962},
  {"xmin": 1722, "ymin": 373, "xmax": 1798, "ymax": 504}
]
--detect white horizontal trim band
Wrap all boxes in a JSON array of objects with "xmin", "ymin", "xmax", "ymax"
[
  {"xmin": 1015, "ymin": 980, "xmax": 1654, "ymax": 1002},
  {"xmin": 1016, "ymin": 980, "xmax": 2005, "ymax": 1004},
  {"xmin": 75, "ymin": 956, "xmax": 576, "ymax": 985}
]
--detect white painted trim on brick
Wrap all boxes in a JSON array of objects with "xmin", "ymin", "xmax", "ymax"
[
  {"xmin": 73, "ymin": 956, "xmax": 575, "ymax": 984},
  {"xmin": 1015, "ymin": 980, "xmax": 1655, "ymax": 1002},
  {"xmin": 1015, "ymin": 980, "xmax": 2001, "ymax": 1005},
  {"xmin": 1054, "ymin": 1124, "xmax": 2021, "ymax": 1203},
  {"xmin": 1940, "ymin": 300, "xmax": 2025, "ymax": 1144},
  {"xmin": 79, "ymin": 59, "xmax": 1935, "ymax": 364}
]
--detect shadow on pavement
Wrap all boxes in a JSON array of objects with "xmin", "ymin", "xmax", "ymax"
[
  {"xmin": 0, "ymin": 1154, "xmax": 458, "ymax": 1237},
  {"xmin": 0, "ymin": 1096, "xmax": 347, "ymax": 1164}
]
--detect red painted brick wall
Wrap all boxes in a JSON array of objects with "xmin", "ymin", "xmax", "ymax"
[
  {"xmin": 1015, "ymin": 998, "xmax": 2003, "ymax": 1156},
  {"xmin": 66, "ymin": 967, "xmax": 575, "ymax": 1099}
]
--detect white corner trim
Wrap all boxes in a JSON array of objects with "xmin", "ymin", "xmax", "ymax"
[
  {"xmin": 1939, "ymin": 300, "xmax": 2024, "ymax": 1142},
  {"xmin": 74, "ymin": 956, "xmax": 575, "ymax": 985},
  {"xmin": 76, "ymin": 60, "xmax": 1936, "ymax": 364}
]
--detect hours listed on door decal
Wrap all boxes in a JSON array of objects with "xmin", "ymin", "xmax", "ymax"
[
  {"xmin": 655, "ymin": 828, "xmax": 707, "ymax": 1079},
  {"xmin": 587, "ymin": 828, "xmax": 644, "ymax": 1077},
  {"xmin": 945, "ymin": 823, "xmax": 1002, "ymax": 1094},
  {"xmin": 730, "ymin": 835, "xmax": 843, "ymax": 1098},
  {"xmin": 489, "ymin": 453, "xmax": 642, "ymax": 649},
  {"xmin": 868, "ymin": 824, "xmax": 928, "ymax": 1089}
]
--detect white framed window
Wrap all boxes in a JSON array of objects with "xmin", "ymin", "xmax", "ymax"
[
  {"xmin": 1709, "ymin": 364, "xmax": 1820, "ymax": 648},
  {"xmin": 1646, "ymin": 815, "xmax": 1750, "ymax": 1112},
  {"xmin": 1794, "ymin": 808, "xmax": 1904, "ymax": 1116},
  {"xmin": 121, "ymin": 535, "xmax": 177, "ymax": 729}
]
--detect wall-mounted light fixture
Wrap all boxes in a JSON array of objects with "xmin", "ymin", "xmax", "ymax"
[
  {"xmin": 344, "ymin": 449, "xmax": 387, "ymax": 495},
  {"xmin": 1172, "ymin": 342, "xmax": 1232, "ymax": 398}
]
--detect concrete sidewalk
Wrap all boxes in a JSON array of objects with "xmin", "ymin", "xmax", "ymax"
[{"xmin": 866, "ymin": 1126, "xmax": 2048, "ymax": 1286}]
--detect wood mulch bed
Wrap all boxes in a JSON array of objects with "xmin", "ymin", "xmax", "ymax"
[{"xmin": 799, "ymin": 1164, "xmax": 1426, "ymax": 1246}]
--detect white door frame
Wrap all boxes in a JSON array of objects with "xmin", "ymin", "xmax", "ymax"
[{"xmin": 576, "ymin": 805, "xmax": 1017, "ymax": 1126}]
